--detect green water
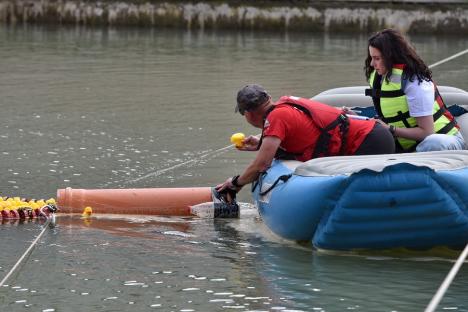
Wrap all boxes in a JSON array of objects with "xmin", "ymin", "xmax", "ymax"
[{"xmin": 0, "ymin": 25, "xmax": 467, "ymax": 311}]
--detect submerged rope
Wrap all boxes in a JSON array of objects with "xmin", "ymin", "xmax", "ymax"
[
  {"xmin": 425, "ymin": 243, "xmax": 468, "ymax": 312},
  {"xmin": 0, "ymin": 218, "xmax": 53, "ymax": 288}
]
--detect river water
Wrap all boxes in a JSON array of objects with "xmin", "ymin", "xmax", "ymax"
[{"xmin": 0, "ymin": 25, "xmax": 467, "ymax": 311}]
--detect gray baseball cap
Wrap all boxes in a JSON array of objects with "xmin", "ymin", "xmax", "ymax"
[{"xmin": 235, "ymin": 84, "xmax": 270, "ymax": 115}]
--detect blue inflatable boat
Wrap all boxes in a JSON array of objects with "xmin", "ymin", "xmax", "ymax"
[{"xmin": 252, "ymin": 86, "xmax": 468, "ymax": 250}]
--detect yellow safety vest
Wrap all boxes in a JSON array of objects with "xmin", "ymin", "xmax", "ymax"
[{"xmin": 366, "ymin": 67, "xmax": 458, "ymax": 151}]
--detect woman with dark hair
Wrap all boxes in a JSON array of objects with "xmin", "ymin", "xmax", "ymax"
[{"xmin": 363, "ymin": 28, "xmax": 465, "ymax": 152}]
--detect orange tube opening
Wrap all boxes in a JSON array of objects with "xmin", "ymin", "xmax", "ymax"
[{"xmin": 56, "ymin": 187, "xmax": 213, "ymax": 216}]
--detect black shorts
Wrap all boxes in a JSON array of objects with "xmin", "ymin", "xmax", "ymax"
[{"xmin": 354, "ymin": 122, "xmax": 396, "ymax": 155}]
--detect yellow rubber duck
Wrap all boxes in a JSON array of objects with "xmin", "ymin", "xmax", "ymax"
[
  {"xmin": 82, "ymin": 206, "xmax": 93, "ymax": 217},
  {"xmin": 230, "ymin": 133, "xmax": 245, "ymax": 148}
]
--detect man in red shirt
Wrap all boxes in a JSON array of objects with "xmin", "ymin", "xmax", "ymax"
[{"xmin": 216, "ymin": 84, "xmax": 395, "ymax": 193}]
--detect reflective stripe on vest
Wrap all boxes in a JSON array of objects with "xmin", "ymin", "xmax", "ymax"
[{"xmin": 366, "ymin": 68, "xmax": 458, "ymax": 151}]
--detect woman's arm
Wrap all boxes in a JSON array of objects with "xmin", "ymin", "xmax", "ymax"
[
  {"xmin": 392, "ymin": 115, "xmax": 434, "ymax": 141},
  {"xmin": 393, "ymin": 79, "xmax": 435, "ymax": 140}
]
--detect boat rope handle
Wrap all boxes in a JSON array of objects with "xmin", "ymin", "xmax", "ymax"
[
  {"xmin": 424, "ymin": 243, "xmax": 468, "ymax": 312},
  {"xmin": 0, "ymin": 214, "xmax": 55, "ymax": 288},
  {"xmin": 251, "ymin": 178, "xmax": 259, "ymax": 193},
  {"xmin": 428, "ymin": 48, "xmax": 468, "ymax": 69},
  {"xmin": 251, "ymin": 170, "xmax": 267, "ymax": 194},
  {"xmin": 259, "ymin": 174, "xmax": 292, "ymax": 196}
]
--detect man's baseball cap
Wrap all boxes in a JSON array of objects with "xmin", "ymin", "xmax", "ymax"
[{"xmin": 235, "ymin": 84, "xmax": 270, "ymax": 115}]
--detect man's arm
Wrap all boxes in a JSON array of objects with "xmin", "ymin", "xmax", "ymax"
[{"xmin": 215, "ymin": 136, "xmax": 281, "ymax": 192}]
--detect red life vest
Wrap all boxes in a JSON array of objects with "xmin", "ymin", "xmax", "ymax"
[{"xmin": 261, "ymin": 96, "xmax": 376, "ymax": 160}]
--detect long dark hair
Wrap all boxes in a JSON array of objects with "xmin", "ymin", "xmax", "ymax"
[{"xmin": 364, "ymin": 29, "xmax": 432, "ymax": 83}]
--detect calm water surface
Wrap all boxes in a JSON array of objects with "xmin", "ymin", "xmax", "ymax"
[{"xmin": 0, "ymin": 25, "xmax": 467, "ymax": 311}]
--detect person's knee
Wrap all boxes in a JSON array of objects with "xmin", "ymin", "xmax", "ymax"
[{"xmin": 416, "ymin": 134, "xmax": 464, "ymax": 152}]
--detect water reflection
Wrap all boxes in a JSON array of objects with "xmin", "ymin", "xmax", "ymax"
[
  {"xmin": 0, "ymin": 213, "xmax": 467, "ymax": 311},
  {"xmin": 57, "ymin": 215, "xmax": 192, "ymax": 240},
  {"xmin": 252, "ymin": 241, "xmax": 468, "ymax": 311}
]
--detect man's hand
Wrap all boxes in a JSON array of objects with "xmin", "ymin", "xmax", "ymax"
[
  {"xmin": 342, "ymin": 106, "xmax": 357, "ymax": 115},
  {"xmin": 374, "ymin": 118, "xmax": 389, "ymax": 128},
  {"xmin": 216, "ymin": 136, "xmax": 281, "ymax": 194},
  {"xmin": 237, "ymin": 135, "xmax": 260, "ymax": 151},
  {"xmin": 215, "ymin": 177, "xmax": 242, "ymax": 193}
]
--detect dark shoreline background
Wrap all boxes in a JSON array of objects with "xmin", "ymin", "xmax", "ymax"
[{"xmin": 1, "ymin": 0, "xmax": 468, "ymax": 34}]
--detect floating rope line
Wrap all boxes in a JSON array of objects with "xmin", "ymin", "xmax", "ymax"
[
  {"xmin": 0, "ymin": 197, "xmax": 56, "ymax": 221},
  {"xmin": 0, "ymin": 205, "xmax": 56, "ymax": 288},
  {"xmin": 425, "ymin": 243, "xmax": 468, "ymax": 312},
  {"xmin": 429, "ymin": 48, "xmax": 468, "ymax": 69}
]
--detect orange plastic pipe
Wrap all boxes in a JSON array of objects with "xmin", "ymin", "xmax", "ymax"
[{"xmin": 56, "ymin": 187, "xmax": 213, "ymax": 216}]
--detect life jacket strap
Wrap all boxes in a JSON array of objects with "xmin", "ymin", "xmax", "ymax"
[
  {"xmin": 381, "ymin": 110, "xmax": 411, "ymax": 124},
  {"xmin": 312, "ymin": 114, "xmax": 349, "ymax": 158},
  {"xmin": 382, "ymin": 105, "xmax": 454, "ymax": 129},
  {"xmin": 365, "ymin": 88, "xmax": 405, "ymax": 98},
  {"xmin": 436, "ymin": 118, "xmax": 457, "ymax": 135},
  {"xmin": 432, "ymin": 106, "xmax": 446, "ymax": 122},
  {"xmin": 274, "ymin": 148, "xmax": 299, "ymax": 160},
  {"xmin": 396, "ymin": 140, "xmax": 418, "ymax": 153}
]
